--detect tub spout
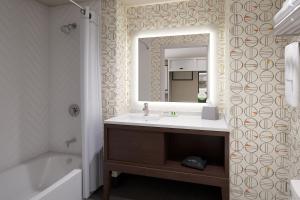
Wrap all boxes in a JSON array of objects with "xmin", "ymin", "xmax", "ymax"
[{"xmin": 65, "ymin": 137, "xmax": 77, "ymax": 148}]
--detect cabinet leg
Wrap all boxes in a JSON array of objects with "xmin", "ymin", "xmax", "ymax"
[
  {"xmin": 102, "ymin": 169, "xmax": 111, "ymax": 200},
  {"xmin": 221, "ymin": 185, "xmax": 229, "ymax": 200}
]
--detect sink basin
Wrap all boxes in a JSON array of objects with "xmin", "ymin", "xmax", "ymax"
[{"xmin": 128, "ymin": 113, "xmax": 161, "ymax": 122}]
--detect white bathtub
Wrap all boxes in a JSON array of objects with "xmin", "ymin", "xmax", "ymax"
[{"xmin": 0, "ymin": 152, "xmax": 82, "ymax": 200}]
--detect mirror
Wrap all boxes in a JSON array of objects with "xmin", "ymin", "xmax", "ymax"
[{"xmin": 138, "ymin": 34, "xmax": 209, "ymax": 103}]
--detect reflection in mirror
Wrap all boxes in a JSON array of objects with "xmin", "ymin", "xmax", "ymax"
[{"xmin": 138, "ymin": 34, "xmax": 209, "ymax": 103}]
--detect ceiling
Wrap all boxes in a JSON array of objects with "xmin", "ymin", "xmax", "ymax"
[
  {"xmin": 37, "ymin": 0, "xmax": 188, "ymax": 7},
  {"xmin": 123, "ymin": 0, "xmax": 188, "ymax": 6},
  {"xmin": 36, "ymin": 0, "xmax": 90, "ymax": 7}
]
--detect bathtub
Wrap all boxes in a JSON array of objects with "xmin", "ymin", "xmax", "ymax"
[{"xmin": 0, "ymin": 152, "xmax": 82, "ymax": 200}]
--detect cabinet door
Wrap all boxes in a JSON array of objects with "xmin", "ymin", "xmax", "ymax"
[{"xmin": 107, "ymin": 128, "xmax": 165, "ymax": 165}]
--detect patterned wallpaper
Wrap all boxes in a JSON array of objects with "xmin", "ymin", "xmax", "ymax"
[
  {"xmin": 290, "ymin": 106, "xmax": 300, "ymax": 181},
  {"xmin": 101, "ymin": 0, "xmax": 129, "ymax": 119},
  {"xmin": 101, "ymin": 0, "xmax": 225, "ymax": 115},
  {"xmin": 101, "ymin": 0, "xmax": 300, "ymax": 199},
  {"xmin": 142, "ymin": 34, "xmax": 209, "ymax": 101},
  {"xmin": 228, "ymin": 0, "xmax": 291, "ymax": 199},
  {"xmin": 127, "ymin": 0, "xmax": 226, "ymax": 110}
]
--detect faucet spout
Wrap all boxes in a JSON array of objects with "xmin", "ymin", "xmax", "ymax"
[
  {"xmin": 65, "ymin": 137, "xmax": 77, "ymax": 148},
  {"xmin": 143, "ymin": 103, "xmax": 149, "ymax": 116}
]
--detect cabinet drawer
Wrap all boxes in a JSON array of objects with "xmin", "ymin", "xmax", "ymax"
[{"xmin": 107, "ymin": 128, "xmax": 165, "ymax": 165}]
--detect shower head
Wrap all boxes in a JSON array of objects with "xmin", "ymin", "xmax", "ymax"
[{"xmin": 60, "ymin": 23, "xmax": 77, "ymax": 35}]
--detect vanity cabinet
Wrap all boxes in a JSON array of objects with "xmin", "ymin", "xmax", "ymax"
[
  {"xmin": 103, "ymin": 124, "xmax": 229, "ymax": 200},
  {"xmin": 107, "ymin": 128, "xmax": 165, "ymax": 165}
]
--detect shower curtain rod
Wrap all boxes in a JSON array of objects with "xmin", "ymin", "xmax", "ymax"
[{"xmin": 69, "ymin": 0, "xmax": 86, "ymax": 15}]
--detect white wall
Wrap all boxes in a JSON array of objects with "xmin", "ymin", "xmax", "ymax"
[
  {"xmin": 0, "ymin": 0, "xmax": 100, "ymax": 172},
  {"xmin": 48, "ymin": 0, "xmax": 100, "ymax": 154},
  {"xmin": 0, "ymin": 0, "xmax": 49, "ymax": 172},
  {"xmin": 48, "ymin": 4, "xmax": 82, "ymax": 155}
]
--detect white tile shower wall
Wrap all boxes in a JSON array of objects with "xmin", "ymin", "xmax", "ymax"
[
  {"xmin": 0, "ymin": 0, "xmax": 49, "ymax": 172},
  {"xmin": 48, "ymin": 4, "xmax": 81, "ymax": 155},
  {"xmin": 48, "ymin": 0, "xmax": 100, "ymax": 154}
]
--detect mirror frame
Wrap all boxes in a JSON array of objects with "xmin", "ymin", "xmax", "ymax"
[{"xmin": 131, "ymin": 25, "xmax": 218, "ymax": 113}]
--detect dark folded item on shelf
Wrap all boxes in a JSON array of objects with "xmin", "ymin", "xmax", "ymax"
[{"xmin": 181, "ymin": 156, "xmax": 207, "ymax": 170}]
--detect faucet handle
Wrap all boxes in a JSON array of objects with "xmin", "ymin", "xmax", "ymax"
[
  {"xmin": 143, "ymin": 103, "xmax": 149, "ymax": 116},
  {"xmin": 143, "ymin": 103, "xmax": 149, "ymax": 111}
]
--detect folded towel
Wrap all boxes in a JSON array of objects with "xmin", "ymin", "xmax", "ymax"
[{"xmin": 182, "ymin": 156, "xmax": 207, "ymax": 170}]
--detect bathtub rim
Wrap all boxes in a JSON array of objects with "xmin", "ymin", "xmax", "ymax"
[
  {"xmin": 30, "ymin": 169, "xmax": 82, "ymax": 200},
  {"xmin": 0, "ymin": 151, "xmax": 81, "ymax": 175}
]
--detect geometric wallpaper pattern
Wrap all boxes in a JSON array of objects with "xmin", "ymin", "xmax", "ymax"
[
  {"xmin": 101, "ymin": 0, "xmax": 226, "ymax": 118},
  {"xmin": 290, "ymin": 105, "xmax": 300, "ymax": 183},
  {"xmin": 102, "ymin": 0, "xmax": 299, "ymax": 199},
  {"xmin": 228, "ymin": 0, "xmax": 290, "ymax": 199},
  {"xmin": 101, "ymin": 0, "xmax": 128, "ymax": 119},
  {"xmin": 141, "ymin": 34, "xmax": 209, "ymax": 101},
  {"xmin": 127, "ymin": 0, "xmax": 226, "ymax": 110}
]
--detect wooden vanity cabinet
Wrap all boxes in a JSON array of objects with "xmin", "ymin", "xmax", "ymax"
[
  {"xmin": 107, "ymin": 128, "xmax": 165, "ymax": 165},
  {"xmin": 103, "ymin": 124, "xmax": 229, "ymax": 200}
]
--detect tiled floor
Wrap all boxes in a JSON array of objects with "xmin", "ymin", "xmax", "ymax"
[{"xmin": 89, "ymin": 174, "xmax": 221, "ymax": 200}]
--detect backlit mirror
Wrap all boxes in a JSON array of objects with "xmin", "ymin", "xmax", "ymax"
[{"xmin": 138, "ymin": 34, "xmax": 209, "ymax": 103}]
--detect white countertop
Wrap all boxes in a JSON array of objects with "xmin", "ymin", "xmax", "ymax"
[{"xmin": 104, "ymin": 113, "xmax": 229, "ymax": 132}]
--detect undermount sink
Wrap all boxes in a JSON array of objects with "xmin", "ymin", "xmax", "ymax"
[
  {"xmin": 128, "ymin": 113, "xmax": 161, "ymax": 122},
  {"xmin": 105, "ymin": 113, "xmax": 229, "ymax": 132}
]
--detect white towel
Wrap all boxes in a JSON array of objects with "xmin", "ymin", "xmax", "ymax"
[{"xmin": 285, "ymin": 42, "xmax": 300, "ymax": 106}]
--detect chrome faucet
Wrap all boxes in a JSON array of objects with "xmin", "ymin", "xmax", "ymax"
[
  {"xmin": 143, "ymin": 103, "xmax": 149, "ymax": 116},
  {"xmin": 65, "ymin": 137, "xmax": 77, "ymax": 148}
]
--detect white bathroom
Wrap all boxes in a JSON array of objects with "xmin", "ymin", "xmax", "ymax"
[
  {"xmin": 0, "ymin": 0, "xmax": 101, "ymax": 199},
  {"xmin": 1, "ymin": 0, "xmax": 300, "ymax": 200}
]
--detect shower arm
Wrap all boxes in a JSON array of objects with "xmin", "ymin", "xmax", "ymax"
[{"xmin": 69, "ymin": 0, "xmax": 86, "ymax": 15}]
